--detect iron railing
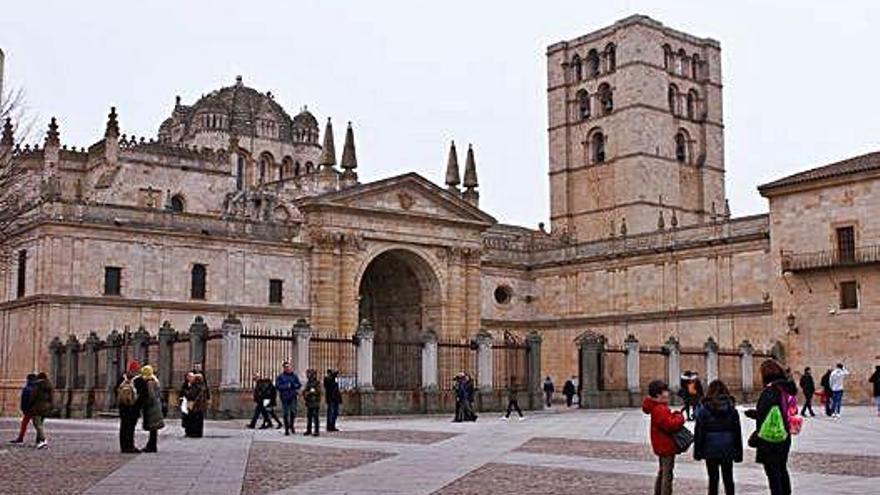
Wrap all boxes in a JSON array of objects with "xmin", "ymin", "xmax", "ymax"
[{"xmin": 782, "ymin": 244, "xmax": 880, "ymax": 272}]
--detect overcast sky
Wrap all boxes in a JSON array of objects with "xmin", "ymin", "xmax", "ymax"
[{"xmin": 2, "ymin": 1, "xmax": 879, "ymax": 228}]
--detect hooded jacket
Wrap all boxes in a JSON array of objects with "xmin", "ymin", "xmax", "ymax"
[
  {"xmin": 746, "ymin": 378, "xmax": 797, "ymax": 465},
  {"xmin": 275, "ymin": 371, "xmax": 302, "ymax": 403},
  {"xmin": 20, "ymin": 374, "xmax": 36, "ymax": 414},
  {"xmin": 693, "ymin": 395, "xmax": 743, "ymax": 462},
  {"xmin": 642, "ymin": 396, "xmax": 685, "ymax": 456}
]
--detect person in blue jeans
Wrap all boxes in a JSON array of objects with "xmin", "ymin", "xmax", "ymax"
[
  {"xmin": 829, "ymin": 363, "xmax": 850, "ymax": 418},
  {"xmin": 275, "ymin": 362, "xmax": 302, "ymax": 435}
]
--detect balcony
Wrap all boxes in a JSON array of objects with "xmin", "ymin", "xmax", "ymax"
[{"xmin": 782, "ymin": 244, "xmax": 880, "ymax": 272}]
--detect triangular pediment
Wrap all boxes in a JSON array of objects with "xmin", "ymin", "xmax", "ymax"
[{"xmin": 297, "ymin": 173, "xmax": 496, "ymax": 226}]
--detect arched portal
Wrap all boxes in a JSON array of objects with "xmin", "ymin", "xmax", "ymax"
[{"xmin": 358, "ymin": 249, "xmax": 441, "ymax": 390}]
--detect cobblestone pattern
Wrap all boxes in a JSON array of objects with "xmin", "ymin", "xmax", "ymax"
[
  {"xmin": 242, "ymin": 441, "xmax": 393, "ymax": 495},
  {"xmin": 327, "ymin": 429, "xmax": 457, "ymax": 445},
  {"xmin": 790, "ymin": 452, "xmax": 880, "ymax": 478}
]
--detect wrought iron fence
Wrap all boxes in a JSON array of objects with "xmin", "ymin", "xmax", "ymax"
[
  {"xmin": 309, "ymin": 333, "xmax": 358, "ymax": 391},
  {"xmin": 492, "ymin": 334, "xmax": 528, "ymax": 391},
  {"xmin": 240, "ymin": 327, "xmax": 295, "ymax": 386},
  {"xmin": 373, "ymin": 340, "xmax": 421, "ymax": 391},
  {"xmin": 438, "ymin": 338, "xmax": 476, "ymax": 390},
  {"xmin": 782, "ymin": 244, "xmax": 880, "ymax": 272}
]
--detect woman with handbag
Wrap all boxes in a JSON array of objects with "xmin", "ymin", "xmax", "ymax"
[
  {"xmin": 642, "ymin": 379, "xmax": 687, "ymax": 495},
  {"xmin": 694, "ymin": 380, "xmax": 742, "ymax": 495},
  {"xmin": 139, "ymin": 365, "xmax": 165, "ymax": 453},
  {"xmin": 746, "ymin": 359, "xmax": 797, "ymax": 495}
]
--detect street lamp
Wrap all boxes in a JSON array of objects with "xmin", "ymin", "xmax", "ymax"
[{"xmin": 786, "ymin": 312, "xmax": 799, "ymax": 334}]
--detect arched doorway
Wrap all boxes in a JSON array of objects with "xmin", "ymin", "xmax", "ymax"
[{"xmin": 358, "ymin": 249, "xmax": 441, "ymax": 390}]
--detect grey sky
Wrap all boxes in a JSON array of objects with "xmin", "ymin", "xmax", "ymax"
[{"xmin": 2, "ymin": 1, "xmax": 879, "ymax": 228}]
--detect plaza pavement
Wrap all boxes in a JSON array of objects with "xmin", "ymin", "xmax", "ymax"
[{"xmin": 1, "ymin": 406, "xmax": 878, "ymax": 494}]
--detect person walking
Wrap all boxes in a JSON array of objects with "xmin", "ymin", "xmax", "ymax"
[
  {"xmin": 463, "ymin": 373, "xmax": 478, "ymax": 421},
  {"xmin": 819, "ymin": 369, "xmax": 833, "ymax": 417},
  {"xmin": 27, "ymin": 372, "xmax": 53, "ymax": 450},
  {"xmin": 746, "ymin": 359, "xmax": 797, "ymax": 495},
  {"xmin": 324, "ymin": 369, "xmax": 342, "ymax": 432},
  {"xmin": 869, "ymin": 365, "xmax": 880, "ymax": 417},
  {"xmin": 693, "ymin": 380, "xmax": 742, "ymax": 495},
  {"xmin": 275, "ymin": 361, "xmax": 301, "ymax": 435},
  {"xmin": 9, "ymin": 373, "xmax": 36, "ymax": 444},
  {"xmin": 829, "ymin": 363, "xmax": 850, "ymax": 418},
  {"xmin": 452, "ymin": 373, "xmax": 465, "ymax": 422},
  {"xmin": 303, "ymin": 369, "xmax": 321, "ymax": 436},
  {"xmin": 263, "ymin": 378, "xmax": 283, "ymax": 429},
  {"xmin": 140, "ymin": 365, "xmax": 164, "ymax": 453},
  {"xmin": 246, "ymin": 374, "xmax": 272, "ymax": 429},
  {"xmin": 181, "ymin": 372, "xmax": 208, "ymax": 438},
  {"xmin": 502, "ymin": 376, "xmax": 524, "ymax": 420},
  {"xmin": 118, "ymin": 360, "xmax": 146, "ymax": 453},
  {"xmin": 799, "ymin": 367, "xmax": 816, "ymax": 417},
  {"xmin": 543, "ymin": 376, "xmax": 555, "ymax": 408},
  {"xmin": 642, "ymin": 379, "xmax": 686, "ymax": 495},
  {"xmin": 563, "ymin": 376, "xmax": 576, "ymax": 407}
]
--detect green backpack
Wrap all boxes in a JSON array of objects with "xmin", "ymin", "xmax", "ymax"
[{"xmin": 758, "ymin": 405, "xmax": 788, "ymax": 443}]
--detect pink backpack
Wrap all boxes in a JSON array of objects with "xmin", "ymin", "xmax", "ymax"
[{"xmin": 779, "ymin": 387, "xmax": 802, "ymax": 435}]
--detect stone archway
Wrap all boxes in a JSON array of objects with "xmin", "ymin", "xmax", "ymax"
[{"xmin": 358, "ymin": 248, "xmax": 441, "ymax": 390}]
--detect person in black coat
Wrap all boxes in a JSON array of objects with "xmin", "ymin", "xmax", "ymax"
[
  {"xmin": 118, "ymin": 360, "xmax": 148, "ymax": 453},
  {"xmin": 746, "ymin": 360, "xmax": 797, "ymax": 495},
  {"xmin": 870, "ymin": 365, "xmax": 880, "ymax": 416},
  {"xmin": 262, "ymin": 379, "xmax": 283, "ymax": 429},
  {"xmin": 324, "ymin": 369, "xmax": 342, "ymax": 432},
  {"xmin": 799, "ymin": 367, "xmax": 816, "ymax": 417},
  {"xmin": 246, "ymin": 374, "xmax": 272, "ymax": 429},
  {"xmin": 819, "ymin": 369, "xmax": 833, "ymax": 417},
  {"xmin": 694, "ymin": 380, "xmax": 742, "ymax": 495},
  {"xmin": 562, "ymin": 377, "xmax": 576, "ymax": 407}
]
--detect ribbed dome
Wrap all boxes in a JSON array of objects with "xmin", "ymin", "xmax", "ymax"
[{"xmin": 293, "ymin": 108, "xmax": 318, "ymax": 130}]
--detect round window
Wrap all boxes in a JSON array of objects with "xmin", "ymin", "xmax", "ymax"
[{"xmin": 494, "ymin": 285, "xmax": 513, "ymax": 305}]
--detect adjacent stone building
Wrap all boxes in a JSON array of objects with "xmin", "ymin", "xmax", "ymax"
[{"xmin": 1, "ymin": 14, "xmax": 877, "ymax": 412}]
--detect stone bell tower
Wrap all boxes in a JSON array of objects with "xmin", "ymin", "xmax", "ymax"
[{"xmin": 547, "ymin": 15, "xmax": 726, "ymax": 242}]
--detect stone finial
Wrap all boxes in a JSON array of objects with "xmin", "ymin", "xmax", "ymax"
[
  {"xmin": 710, "ymin": 201, "xmax": 717, "ymax": 222},
  {"xmin": 105, "ymin": 106, "xmax": 119, "ymax": 138},
  {"xmin": 445, "ymin": 140, "xmax": 461, "ymax": 193},
  {"xmin": 657, "ymin": 209, "xmax": 665, "ymax": 230},
  {"xmin": 463, "ymin": 144, "xmax": 478, "ymax": 188},
  {"xmin": 620, "ymin": 217, "xmax": 628, "ymax": 236},
  {"xmin": 724, "ymin": 199, "xmax": 731, "ymax": 218},
  {"xmin": 319, "ymin": 118, "xmax": 336, "ymax": 170},
  {"xmin": 340, "ymin": 122, "xmax": 357, "ymax": 171},
  {"xmin": 235, "ymin": 75, "xmax": 243, "ymax": 87},
  {"xmin": 45, "ymin": 117, "xmax": 60, "ymax": 147},
  {"xmin": 1, "ymin": 117, "xmax": 12, "ymax": 146},
  {"xmin": 670, "ymin": 209, "xmax": 678, "ymax": 228},
  {"xmin": 704, "ymin": 336, "xmax": 719, "ymax": 352}
]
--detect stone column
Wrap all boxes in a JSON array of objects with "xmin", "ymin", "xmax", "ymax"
[
  {"xmin": 624, "ymin": 334, "xmax": 640, "ymax": 394},
  {"xmin": 356, "ymin": 319, "xmax": 375, "ymax": 391},
  {"xmin": 475, "ymin": 329, "xmax": 494, "ymax": 392},
  {"xmin": 49, "ymin": 337, "xmax": 63, "ymax": 387},
  {"xmin": 104, "ymin": 330, "xmax": 122, "ymax": 410},
  {"xmin": 220, "ymin": 315, "xmax": 243, "ymax": 389},
  {"xmin": 65, "ymin": 335, "xmax": 80, "ymax": 390},
  {"xmin": 740, "ymin": 340, "xmax": 755, "ymax": 395},
  {"xmin": 577, "ymin": 331, "xmax": 605, "ymax": 408},
  {"xmin": 526, "ymin": 331, "xmax": 543, "ymax": 409},
  {"xmin": 189, "ymin": 316, "xmax": 209, "ymax": 369},
  {"xmin": 704, "ymin": 337, "xmax": 719, "ymax": 383},
  {"xmin": 664, "ymin": 336, "xmax": 681, "ymax": 395},
  {"xmin": 421, "ymin": 329, "xmax": 439, "ymax": 391},
  {"xmin": 157, "ymin": 321, "xmax": 175, "ymax": 390},
  {"xmin": 132, "ymin": 325, "xmax": 149, "ymax": 365},
  {"xmin": 292, "ymin": 318, "xmax": 312, "ymax": 379},
  {"xmin": 83, "ymin": 332, "xmax": 100, "ymax": 391}
]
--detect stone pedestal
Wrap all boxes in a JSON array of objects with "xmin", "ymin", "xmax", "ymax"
[
  {"xmin": 292, "ymin": 318, "xmax": 312, "ymax": 378},
  {"xmin": 577, "ymin": 331, "xmax": 605, "ymax": 408},
  {"xmin": 356, "ymin": 319, "xmax": 375, "ymax": 391},
  {"xmin": 104, "ymin": 330, "xmax": 122, "ymax": 410},
  {"xmin": 65, "ymin": 335, "xmax": 80, "ymax": 391},
  {"xmin": 421, "ymin": 330, "xmax": 439, "ymax": 392},
  {"xmin": 49, "ymin": 337, "xmax": 63, "ymax": 388},
  {"xmin": 158, "ymin": 321, "xmax": 176, "ymax": 390},
  {"xmin": 132, "ymin": 326, "xmax": 149, "ymax": 367},
  {"xmin": 189, "ymin": 316, "xmax": 209, "ymax": 368},
  {"xmin": 220, "ymin": 315, "xmax": 243, "ymax": 389},
  {"xmin": 526, "ymin": 331, "xmax": 542, "ymax": 409},
  {"xmin": 624, "ymin": 334, "xmax": 640, "ymax": 394},
  {"xmin": 740, "ymin": 340, "xmax": 755, "ymax": 397},
  {"xmin": 476, "ymin": 330, "xmax": 494, "ymax": 392},
  {"xmin": 705, "ymin": 337, "xmax": 719, "ymax": 383},
  {"xmin": 664, "ymin": 336, "xmax": 681, "ymax": 397},
  {"xmin": 83, "ymin": 333, "xmax": 100, "ymax": 417}
]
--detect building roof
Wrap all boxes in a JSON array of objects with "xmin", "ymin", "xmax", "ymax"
[{"xmin": 758, "ymin": 151, "xmax": 880, "ymax": 196}]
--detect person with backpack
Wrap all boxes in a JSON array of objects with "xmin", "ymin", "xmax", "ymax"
[
  {"xmin": 870, "ymin": 365, "xmax": 880, "ymax": 417},
  {"xmin": 118, "ymin": 360, "xmax": 147, "ymax": 453},
  {"xmin": 693, "ymin": 380, "xmax": 742, "ymax": 495},
  {"xmin": 642, "ymin": 379, "xmax": 686, "ymax": 495},
  {"xmin": 9, "ymin": 373, "xmax": 37, "ymax": 445},
  {"xmin": 746, "ymin": 359, "xmax": 797, "ymax": 495},
  {"xmin": 819, "ymin": 369, "xmax": 833, "ymax": 417},
  {"xmin": 798, "ymin": 367, "xmax": 816, "ymax": 417},
  {"xmin": 562, "ymin": 376, "xmax": 577, "ymax": 407},
  {"xmin": 275, "ymin": 361, "xmax": 302, "ymax": 435},
  {"xmin": 829, "ymin": 363, "xmax": 850, "ymax": 418},
  {"xmin": 27, "ymin": 372, "xmax": 53, "ymax": 450},
  {"xmin": 303, "ymin": 369, "xmax": 322, "ymax": 436},
  {"xmin": 324, "ymin": 369, "xmax": 342, "ymax": 432},
  {"xmin": 140, "ymin": 365, "xmax": 165, "ymax": 452}
]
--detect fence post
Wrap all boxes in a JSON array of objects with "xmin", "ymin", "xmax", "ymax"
[
  {"xmin": 220, "ymin": 315, "xmax": 242, "ymax": 389},
  {"xmin": 475, "ymin": 329, "xmax": 494, "ymax": 392},
  {"xmin": 421, "ymin": 329, "xmax": 439, "ymax": 391},
  {"xmin": 739, "ymin": 340, "xmax": 754, "ymax": 398},
  {"xmin": 132, "ymin": 325, "xmax": 149, "ymax": 365},
  {"xmin": 49, "ymin": 336, "xmax": 63, "ymax": 388},
  {"xmin": 189, "ymin": 316, "xmax": 209, "ymax": 368},
  {"xmin": 704, "ymin": 337, "xmax": 719, "ymax": 383},
  {"xmin": 664, "ymin": 336, "xmax": 681, "ymax": 397},
  {"xmin": 83, "ymin": 332, "xmax": 100, "ymax": 417},
  {"xmin": 577, "ymin": 331, "xmax": 604, "ymax": 408},
  {"xmin": 355, "ymin": 319, "xmax": 375, "ymax": 391},
  {"xmin": 625, "ymin": 334, "xmax": 640, "ymax": 394},
  {"xmin": 105, "ymin": 330, "xmax": 121, "ymax": 410},
  {"xmin": 65, "ymin": 335, "xmax": 80, "ymax": 390},
  {"xmin": 292, "ymin": 318, "xmax": 312, "ymax": 379},
  {"xmin": 526, "ymin": 330, "xmax": 542, "ymax": 409},
  {"xmin": 158, "ymin": 321, "xmax": 175, "ymax": 390}
]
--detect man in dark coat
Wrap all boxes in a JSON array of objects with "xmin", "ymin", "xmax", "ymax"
[
  {"xmin": 118, "ymin": 360, "xmax": 147, "ymax": 453},
  {"xmin": 324, "ymin": 369, "xmax": 342, "ymax": 432},
  {"xmin": 870, "ymin": 365, "xmax": 880, "ymax": 416},
  {"xmin": 275, "ymin": 361, "xmax": 302, "ymax": 435},
  {"xmin": 28, "ymin": 372, "xmax": 53, "ymax": 449},
  {"xmin": 9, "ymin": 373, "xmax": 36, "ymax": 444},
  {"xmin": 819, "ymin": 369, "xmax": 833, "ymax": 417},
  {"xmin": 799, "ymin": 367, "xmax": 816, "ymax": 417},
  {"xmin": 562, "ymin": 376, "xmax": 576, "ymax": 407},
  {"xmin": 303, "ymin": 369, "xmax": 322, "ymax": 436},
  {"xmin": 543, "ymin": 376, "xmax": 555, "ymax": 408},
  {"xmin": 246, "ymin": 374, "xmax": 272, "ymax": 429}
]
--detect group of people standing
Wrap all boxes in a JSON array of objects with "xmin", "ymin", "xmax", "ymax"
[
  {"xmin": 117, "ymin": 361, "xmax": 167, "ymax": 453},
  {"xmin": 540, "ymin": 375, "xmax": 578, "ymax": 408},
  {"xmin": 452, "ymin": 372, "xmax": 477, "ymax": 422},
  {"xmin": 8, "ymin": 372, "xmax": 53, "ymax": 449},
  {"xmin": 247, "ymin": 362, "xmax": 342, "ymax": 436}
]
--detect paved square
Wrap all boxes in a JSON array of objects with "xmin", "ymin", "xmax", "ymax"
[{"xmin": 1, "ymin": 407, "xmax": 878, "ymax": 494}]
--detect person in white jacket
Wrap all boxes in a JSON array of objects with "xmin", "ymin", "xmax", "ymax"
[{"xmin": 829, "ymin": 363, "xmax": 850, "ymax": 418}]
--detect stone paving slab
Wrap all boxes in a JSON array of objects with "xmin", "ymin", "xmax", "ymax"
[{"xmin": 325, "ymin": 429, "xmax": 458, "ymax": 445}]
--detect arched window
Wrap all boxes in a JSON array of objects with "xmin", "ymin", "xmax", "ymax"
[
  {"xmin": 191, "ymin": 264, "xmax": 206, "ymax": 300},
  {"xmin": 294, "ymin": 161, "xmax": 302, "ymax": 177},
  {"xmin": 590, "ymin": 129, "xmax": 606, "ymax": 163},
  {"xmin": 605, "ymin": 43, "xmax": 616, "ymax": 73},
  {"xmin": 662, "ymin": 44, "xmax": 673, "ymax": 71},
  {"xmin": 305, "ymin": 161, "xmax": 314, "ymax": 174},
  {"xmin": 686, "ymin": 90, "xmax": 697, "ymax": 120},
  {"xmin": 571, "ymin": 54, "xmax": 583, "ymax": 82},
  {"xmin": 587, "ymin": 49, "xmax": 600, "ymax": 77},
  {"xmin": 598, "ymin": 83, "xmax": 613, "ymax": 115},
  {"xmin": 576, "ymin": 89, "xmax": 590, "ymax": 120},
  {"xmin": 674, "ymin": 131, "xmax": 688, "ymax": 163},
  {"xmin": 668, "ymin": 84, "xmax": 679, "ymax": 115},
  {"xmin": 258, "ymin": 152, "xmax": 274, "ymax": 184},
  {"xmin": 677, "ymin": 49, "xmax": 689, "ymax": 76},
  {"xmin": 170, "ymin": 194, "xmax": 185, "ymax": 213},
  {"xmin": 236, "ymin": 156, "xmax": 244, "ymax": 191},
  {"xmin": 692, "ymin": 54, "xmax": 701, "ymax": 79},
  {"xmin": 281, "ymin": 157, "xmax": 293, "ymax": 180}
]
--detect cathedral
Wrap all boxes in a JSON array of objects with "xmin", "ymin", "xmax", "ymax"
[{"xmin": 1, "ymin": 15, "xmax": 878, "ymax": 412}]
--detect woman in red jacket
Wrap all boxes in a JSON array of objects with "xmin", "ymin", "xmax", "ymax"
[{"xmin": 643, "ymin": 379, "xmax": 686, "ymax": 495}]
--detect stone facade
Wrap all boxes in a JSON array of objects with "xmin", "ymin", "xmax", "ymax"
[{"xmin": 1, "ymin": 14, "xmax": 879, "ymax": 412}]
